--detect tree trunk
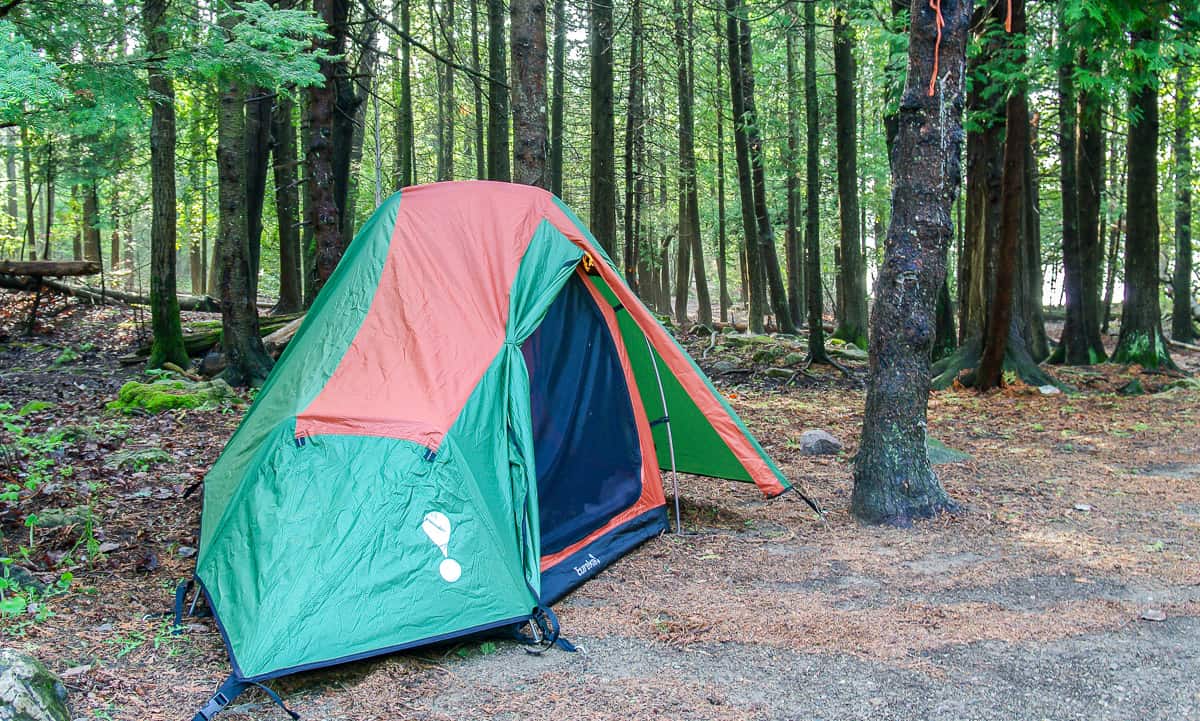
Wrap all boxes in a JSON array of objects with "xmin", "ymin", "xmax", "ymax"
[
  {"xmin": 41, "ymin": 143, "xmax": 53, "ymax": 260},
  {"xmin": 1022, "ymin": 114, "xmax": 1048, "ymax": 362},
  {"xmin": 487, "ymin": 0, "xmax": 511, "ymax": 181},
  {"xmin": 589, "ymin": 0, "xmax": 616, "ymax": 255},
  {"xmin": 109, "ymin": 188, "xmax": 121, "ymax": 271},
  {"xmin": 217, "ymin": 39, "xmax": 274, "ymax": 386},
  {"xmin": 307, "ymin": 0, "xmax": 343, "ymax": 292},
  {"xmin": 244, "ymin": 88, "xmax": 273, "ymax": 300},
  {"xmin": 1173, "ymin": 64, "xmax": 1194, "ymax": 343},
  {"xmin": 832, "ymin": 6, "xmax": 867, "ymax": 348},
  {"xmin": 976, "ymin": 0, "xmax": 1028, "ymax": 391},
  {"xmin": 275, "ymin": 95, "xmax": 303, "ymax": 314},
  {"xmin": 550, "ymin": 0, "xmax": 566, "ymax": 195},
  {"xmin": 852, "ymin": 0, "xmax": 971, "ymax": 526},
  {"xmin": 715, "ymin": 27, "xmax": 731, "ymax": 322},
  {"xmin": 20, "ymin": 125, "xmax": 34, "ymax": 261},
  {"xmin": 143, "ymin": 0, "xmax": 189, "ymax": 369},
  {"xmin": 471, "ymin": 0, "xmax": 486, "ymax": 180},
  {"xmin": 803, "ymin": 0, "xmax": 826, "ymax": 354},
  {"xmin": 1112, "ymin": 24, "xmax": 1174, "ymax": 369},
  {"xmin": 82, "ymin": 182, "xmax": 101, "ymax": 263},
  {"xmin": 671, "ymin": 0, "xmax": 709, "ymax": 326},
  {"xmin": 510, "ymin": 0, "xmax": 549, "ymax": 188},
  {"xmin": 622, "ymin": 0, "xmax": 643, "ymax": 289},
  {"xmin": 341, "ymin": 29, "xmax": 380, "ymax": 241},
  {"xmin": 4, "ymin": 130, "xmax": 16, "ymax": 246},
  {"xmin": 785, "ymin": 7, "xmax": 803, "ymax": 328},
  {"xmin": 1101, "ymin": 129, "xmax": 1125, "ymax": 335},
  {"xmin": 725, "ymin": 0, "xmax": 764, "ymax": 333},
  {"xmin": 332, "ymin": 7, "xmax": 365, "ymax": 241},
  {"xmin": 439, "ymin": 0, "xmax": 456, "ymax": 181},
  {"xmin": 1075, "ymin": 47, "xmax": 1107, "ymax": 358},
  {"xmin": 395, "ymin": 0, "xmax": 414, "ymax": 188}
]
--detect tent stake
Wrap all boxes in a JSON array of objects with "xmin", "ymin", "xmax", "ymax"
[{"xmin": 643, "ymin": 335, "xmax": 682, "ymax": 535}]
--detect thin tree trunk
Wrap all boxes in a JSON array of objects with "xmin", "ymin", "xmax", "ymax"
[
  {"xmin": 471, "ymin": 0, "xmax": 486, "ymax": 180},
  {"xmin": 510, "ymin": 0, "xmax": 549, "ymax": 187},
  {"xmin": 853, "ymin": 0, "xmax": 971, "ymax": 526},
  {"xmin": 41, "ymin": 142, "xmax": 53, "ymax": 260},
  {"xmin": 307, "ymin": 0, "xmax": 343, "ymax": 291},
  {"xmin": 803, "ymin": 0, "xmax": 825, "ymax": 352},
  {"xmin": 487, "ymin": 0, "xmax": 511, "ymax": 181},
  {"xmin": 245, "ymin": 88, "xmax": 273, "ymax": 300},
  {"xmin": 20, "ymin": 125, "xmax": 33, "ymax": 261},
  {"xmin": 275, "ymin": 95, "xmax": 303, "ymax": 314},
  {"xmin": 1112, "ymin": 24, "xmax": 1174, "ymax": 369},
  {"xmin": 623, "ymin": 0, "xmax": 643, "ymax": 289},
  {"xmin": 785, "ymin": 6, "xmax": 802, "ymax": 328},
  {"xmin": 1075, "ymin": 47, "xmax": 1107, "ymax": 358},
  {"xmin": 143, "ymin": 0, "xmax": 188, "ymax": 368},
  {"xmin": 1101, "ymin": 128, "xmax": 1124, "ymax": 335},
  {"xmin": 715, "ymin": 22, "xmax": 732, "ymax": 322},
  {"xmin": 725, "ymin": 0, "xmax": 764, "ymax": 333},
  {"xmin": 589, "ymin": 0, "xmax": 616, "ymax": 254},
  {"xmin": 110, "ymin": 188, "xmax": 121, "ymax": 271},
  {"xmin": 1173, "ymin": 64, "xmax": 1194, "ymax": 343},
  {"xmin": 550, "ymin": 0, "xmax": 566, "ymax": 195},
  {"xmin": 4, "ymin": 129, "xmax": 16, "ymax": 247},
  {"xmin": 395, "ymin": 0, "xmax": 415, "ymax": 188},
  {"xmin": 82, "ymin": 181, "xmax": 101, "ymax": 262},
  {"xmin": 832, "ymin": 6, "xmax": 867, "ymax": 348}
]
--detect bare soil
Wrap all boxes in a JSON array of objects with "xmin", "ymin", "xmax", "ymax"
[{"xmin": 1, "ymin": 291, "xmax": 1198, "ymax": 721}]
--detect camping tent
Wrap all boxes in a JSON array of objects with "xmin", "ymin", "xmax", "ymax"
[{"xmin": 189, "ymin": 181, "xmax": 805, "ymax": 719}]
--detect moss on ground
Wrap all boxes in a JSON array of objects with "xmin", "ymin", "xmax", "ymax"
[{"xmin": 106, "ymin": 378, "xmax": 238, "ymax": 414}]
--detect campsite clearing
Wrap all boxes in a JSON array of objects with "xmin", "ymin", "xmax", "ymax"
[{"xmin": 1, "ymin": 293, "xmax": 1197, "ymax": 721}]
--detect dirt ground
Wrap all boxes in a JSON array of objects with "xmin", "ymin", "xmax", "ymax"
[{"xmin": 0, "ymin": 290, "xmax": 1198, "ymax": 721}]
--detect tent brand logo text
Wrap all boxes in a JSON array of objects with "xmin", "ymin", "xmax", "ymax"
[{"xmin": 573, "ymin": 554, "xmax": 601, "ymax": 577}]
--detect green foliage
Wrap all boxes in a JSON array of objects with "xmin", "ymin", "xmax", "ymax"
[
  {"xmin": 0, "ymin": 21, "xmax": 67, "ymax": 123},
  {"xmin": 188, "ymin": 1, "xmax": 333, "ymax": 90}
]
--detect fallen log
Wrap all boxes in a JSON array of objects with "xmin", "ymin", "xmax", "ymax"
[
  {"xmin": 128, "ymin": 312, "xmax": 304, "ymax": 360},
  {"xmin": 263, "ymin": 315, "xmax": 305, "ymax": 355},
  {"xmin": 0, "ymin": 273, "xmax": 220, "ymax": 312},
  {"xmin": 0, "ymin": 260, "xmax": 101, "ymax": 276}
]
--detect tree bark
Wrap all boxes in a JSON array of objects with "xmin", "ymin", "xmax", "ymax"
[
  {"xmin": 307, "ymin": 0, "xmax": 343, "ymax": 291},
  {"xmin": 274, "ymin": 95, "xmax": 303, "ymax": 314},
  {"xmin": 143, "ymin": 0, "xmax": 189, "ymax": 369},
  {"xmin": 244, "ymin": 88, "xmax": 273, "ymax": 300},
  {"xmin": 550, "ymin": 0, "xmax": 566, "ymax": 196},
  {"xmin": 217, "ymin": 30, "xmax": 274, "ymax": 386},
  {"xmin": 82, "ymin": 182, "xmax": 101, "ymax": 263},
  {"xmin": 588, "ymin": 0, "xmax": 616, "ymax": 255},
  {"xmin": 109, "ymin": 188, "xmax": 120, "ymax": 271},
  {"xmin": 1112, "ymin": 24, "xmax": 1174, "ymax": 369},
  {"xmin": 394, "ymin": 0, "xmax": 414, "ymax": 188},
  {"xmin": 622, "ymin": 0, "xmax": 643, "ymax": 289},
  {"xmin": 20, "ymin": 125, "xmax": 33, "ymax": 261},
  {"xmin": 471, "ymin": 0, "xmax": 486, "ymax": 180},
  {"xmin": 715, "ymin": 26, "xmax": 731, "ymax": 322},
  {"xmin": 487, "ymin": 0, "xmax": 511, "ymax": 181},
  {"xmin": 803, "ymin": 0, "xmax": 825, "ymax": 352},
  {"xmin": 1173, "ymin": 64, "xmax": 1195, "ymax": 343},
  {"xmin": 976, "ymin": 0, "xmax": 1028, "ymax": 391},
  {"xmin": 832, "ymin": 6, "xmax": 868, "ymax": 348},
  {"xmin": 510, "ymin": 0, "xmax": 548, "ymax": 188},
  {"xmin": 785, "ymin": 6, "xmax": 803, "ymax": 328},
  {"xmin": 725, "ymin": 0, "xmax": 764, "ymax": 333},
  {"xmin": 852, "ymin": 0, "xmax": 970, "ymax": 526}
]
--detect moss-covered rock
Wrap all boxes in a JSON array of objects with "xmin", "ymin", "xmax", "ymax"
[
  {"xmin": 103, "ymin": 448, "xmax": 172, "ymax": 471},
  {"xmin": 0, "ymin": 649, "xmax": 69, "ymax": 721},
  {"xmin": 752, "ymin": 346, "xmax": 788, "ymax": 364},
  {"xmin": 106, "ymin": 378, "xmax": 238, "ymax": 415}
]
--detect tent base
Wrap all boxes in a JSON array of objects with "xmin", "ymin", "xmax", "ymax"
[{"xmin": 541, "ymin": 506, "xmax": 669, "ymax": 605}]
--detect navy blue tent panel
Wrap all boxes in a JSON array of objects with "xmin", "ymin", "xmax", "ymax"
[{"xmin": 522, "ymin": 274, "xmax": 644, "ymax": 557}]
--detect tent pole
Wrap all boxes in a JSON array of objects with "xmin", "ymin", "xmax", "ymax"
[{"xmin": 643, "ymin": 335, "xmax": 682, "ymax": 534}]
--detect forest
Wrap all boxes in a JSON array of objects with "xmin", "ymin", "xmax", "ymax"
[{"xmin": 0, "ymin": 0, "xmax": 1198, "ymax": 719}]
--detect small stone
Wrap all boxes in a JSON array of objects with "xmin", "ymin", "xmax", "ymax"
[
  {"xmin": 1038, "ymin": 384, "xmax": 1062, "ymax": 395},
  {"xmin": 96, "ymin": 542, "xmax": 120, "ymax": 554},
  {"xmin": 830, "ymin": 345, "xmax": 868, "ymax": 361},
  {"xmin": 799, "ymin": 429, "xmax": 843, "ymax": 456},
  {"xmin": 1073, "ymin": 503, "xmax": 1092, "ymax": 512},
  {"xmin": 710, "ymin": 360, "xmax": 738, "ymax": 374},
  {"xmin": 198, "ymin": 351, "xmax": 226, "ymax": 378},
  {"xmin": 1140, "ymin": 608, "xmax": 1167, "ymax": 622},
  {"xmin": 32, "ymin": 507, "xmax": 88, "ymax": 530},
  {"xmin": 177, "ymin": 546, "xmax": 197, "ymax": 558},
  {"xmin": 781, "ymin": 352, "xmax": 806, "ymax": 366},
  {"xmin": 765, "ymin": 368, "xmax": 794, "ymax": 380},
  {"xmin": 0, "ymin": 649, "xmax": 70, "ymax": 721}
]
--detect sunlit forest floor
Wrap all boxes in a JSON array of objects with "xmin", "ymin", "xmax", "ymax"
[{"xmin": 1, "ymin": 289, "xmax": 1198, "ymax": 721}]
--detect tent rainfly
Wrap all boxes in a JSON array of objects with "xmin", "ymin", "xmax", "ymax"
[{"xmin": 187, "ymin": 181, "xmax": 813, "ymax": 720}]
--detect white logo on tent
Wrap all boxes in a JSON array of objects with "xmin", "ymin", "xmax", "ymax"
[{"xmin": 421, "ymin": 511, "xmax": 462, "ymax": 583}]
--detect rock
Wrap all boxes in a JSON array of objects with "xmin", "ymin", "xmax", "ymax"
[
  {"xmin": 830, "ymin": 345, "xmax": 868, "ymax": 361},
  {"xmin": 765, "ymin": 368, "xmax": 794, "ymax": 380},
  {"xmin": 0, "ymin": 649, "xmax": 70, "ymax": 721},
  {"xmin": 106, "ymin": 378, "xmax": 239, "ymax": 415},
  {"xmin": 781, "ymin": 352, "xmax": 806, "ymax": 366},
  {"xmin": 177, "ymin": 546, "xmax": 197, "ymax": 558},
  {"xmin": 710, "ymin": 360, "xmax": 738, "ymax": 375},
  {"xmin": 1118, "ymin": 378, "xmax": 1145, "ymax": 396},
  {"xmin": 1037, "ymin": 384, "xmax": 1062, "ymax": 395},
  {"xmin": 752, "ymin": 346, "xmax": 787, "ymax": 364},
  {"xmin": 31, "ymin": 507, "xmax": 88, "ymax": 530},
  {"xmin": 926, "ymin": 437, "xmax": 973, "ymax": 465},
  {"xmin": 1073, "ymin": 503, "xmax": 1092, "ymax": 512},
  {"xmin": 3, "ymin": 567, "xmax": 42, "ymax": 593},
  {"xmin": 103, "ymin": 448, "xmax": 172, "ymax": 471},
  {"xmin": 724, "ymin": 334, "xmax": 777, "ymax": 348},
  {"xmin": 198, "ymin": 351, "xmax": 226, "ymax": 378},
  {"xmin": 799, "ymin": 429, "xmax": 842, "ymax": 456},
  {"xmin": 1140, "ymin": 608, "xmax": 1167, "ymax": 622}
]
